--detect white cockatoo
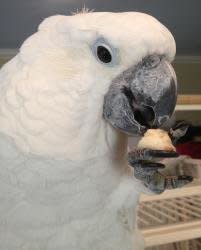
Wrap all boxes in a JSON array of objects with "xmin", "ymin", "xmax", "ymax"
[{"xmin": 0, "ymin": 11, "xmax": 184, "ymax": 250}]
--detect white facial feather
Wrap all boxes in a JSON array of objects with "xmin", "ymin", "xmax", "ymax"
[{"xmin": 0, "ymin": 12, "xmax": 175, "ymax": 161}]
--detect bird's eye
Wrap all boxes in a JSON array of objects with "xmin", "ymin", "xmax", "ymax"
[
  {"xmin": 92, "ymin": 38, "xmax": 118, "ymax": 66},
  {"xmin": 97, "ymin": 45, "xmax": 112, "ymax": 63}
]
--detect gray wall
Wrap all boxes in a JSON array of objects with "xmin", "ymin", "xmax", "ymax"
[{"xmin": 1, "ymin": 0, "xmax": 201, "ymax": 54}]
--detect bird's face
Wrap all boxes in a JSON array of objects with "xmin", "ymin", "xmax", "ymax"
[
  {"xmin": 56, "ymin": 12, "xmax": 177, "ymax": 136},
  {"xmin": 29, "ymin": 12, "xmax": 177, "ymax": 137},
  {"xmin": 11, "ymin": 11, "xmax": 177, "ymax": 160}
]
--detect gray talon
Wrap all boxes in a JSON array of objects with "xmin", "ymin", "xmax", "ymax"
[{"xmin": 128, "ymin": 148, "xmax": 193, "ymax": 194}]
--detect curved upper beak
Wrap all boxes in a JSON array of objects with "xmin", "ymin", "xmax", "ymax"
[{"xmin": 103, "ymin": 55, "xmax": 177, "ymax": 135}]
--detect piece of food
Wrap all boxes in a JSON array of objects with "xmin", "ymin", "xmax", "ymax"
[{"xmin": 137, "ymin": 129, "xmax": 176, "ymax": 151}]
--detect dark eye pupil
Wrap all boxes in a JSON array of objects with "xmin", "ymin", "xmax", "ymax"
[{"xmin": 97, "ymin": 46, "xmax": 112, "ymax": 63}]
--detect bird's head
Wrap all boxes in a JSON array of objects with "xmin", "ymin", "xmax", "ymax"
[{"xmin": 11, "ymin": 12, "xmax": 176, "ymax": 159}]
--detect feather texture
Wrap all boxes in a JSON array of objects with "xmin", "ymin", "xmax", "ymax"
[
  {"xmin": 0, "ymin": 12, "xmax": 175, "ymax": 249},
  {"xmin": 0, "ymin": 132, "xmax": 145, "ymax": 249}
]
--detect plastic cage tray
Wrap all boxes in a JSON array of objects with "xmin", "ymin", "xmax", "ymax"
[{"xmin": 137, "ymin": 184, "xmax": 201, "ymax": 248}]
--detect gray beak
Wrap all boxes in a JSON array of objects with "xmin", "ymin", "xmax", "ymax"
[{"xmin": 103, "ymin": 55, "xmax": 177, "ymax": 135}]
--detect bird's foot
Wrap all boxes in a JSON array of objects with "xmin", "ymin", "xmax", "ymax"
[{"xmin": 128, "ymin": 149, "xmax": 193, "ymax": 194}]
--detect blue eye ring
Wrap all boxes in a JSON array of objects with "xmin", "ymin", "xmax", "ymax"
[
  {"xmin": 97, "ymin": 45, "xmax": 112, "ymax": 63},
  {"xmin": 92, "ymin": 38, "xmax": 118, "ymax": 66}
]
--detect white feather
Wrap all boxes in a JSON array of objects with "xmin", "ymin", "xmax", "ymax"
[{"xmin": 0, "ymin": 12, "xmax": 175, "ymax": 249}]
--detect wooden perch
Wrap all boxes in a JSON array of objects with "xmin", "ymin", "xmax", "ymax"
[{"xmin": 177, "ymin": 95, "xmax": 201, "ymax": 105}]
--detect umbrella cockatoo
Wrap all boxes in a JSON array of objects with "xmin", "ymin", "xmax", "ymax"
[{"xmin": 0, "ymin": 11, "xmax": 192, "ymax": 250}]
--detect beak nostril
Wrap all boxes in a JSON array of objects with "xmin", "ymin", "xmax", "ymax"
[{"xmin": 134, "ymin": 105, "xmax": 155, "ymax": 128}]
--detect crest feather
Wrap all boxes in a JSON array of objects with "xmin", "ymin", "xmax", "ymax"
[{"xmin": 72, "ymin": 6, "xmax": 94, "ymax": 15}]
